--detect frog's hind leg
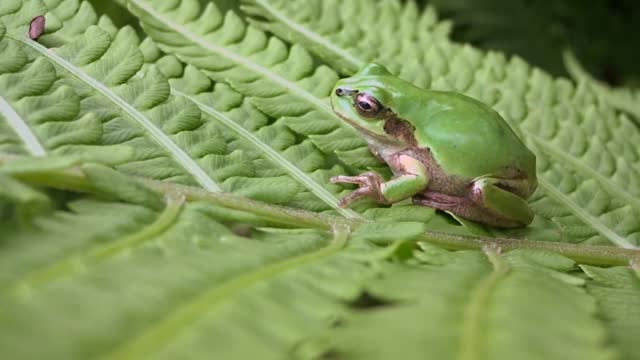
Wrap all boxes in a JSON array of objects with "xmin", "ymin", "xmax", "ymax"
[
  {"xmin": 412, "ymin": 192, "xmax": 508, "ymax": 227},
  {"xmin": 413, "ymin": 177, "xmax": 533, "ymax": 228},
  {"xmin": 468, "ymin": 177, "xmax": 534, "ymax": 227}
]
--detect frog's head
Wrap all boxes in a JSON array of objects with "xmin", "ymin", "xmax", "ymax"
[{"xmin": 331, "ymin": 63, "xmax": 409, "ymax": 147}]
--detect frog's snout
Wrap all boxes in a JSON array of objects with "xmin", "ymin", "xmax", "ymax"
[{"xmin": 334, "ymin": 87, "xmax": 356, "ymax": 97}]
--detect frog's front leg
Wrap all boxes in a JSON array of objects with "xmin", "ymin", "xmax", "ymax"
[{"xmin": 331, "ymin": 154, "xmax": 429, "ymax": 207}]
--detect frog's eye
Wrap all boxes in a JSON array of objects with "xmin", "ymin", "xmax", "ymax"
[{"xmin": 355, "ymin": 93, "xmax": 382, "ymax": 117}]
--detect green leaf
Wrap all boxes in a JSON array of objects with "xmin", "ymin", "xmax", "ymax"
[
  {"xmin": 2, "ymin": 156, "xmax": 640, "ymax": 360},
  {"xmin": 82, "ymin": 163, "xmax": 165, "ymax": 210},
  {"xmin": 564, "ymin": 51, "xmax": 640, "ymax": 122},
  {"xmin": 581, "ymin": 265, "xmax": 640, "ymax": 360},
  {"xmin": 239, "ymin": 0, "xmax": 640, "ymax": 248},
  {"xmin": 0, "ymin": 17, "xmax": 96, "ymax": 157},
  {"xmin": 351, "ymin": 221, "xmax": 427, "ymax": 245},
  {"xmin": 2, "ymin": 0, "xmax": 640, "ymax": 359},
  {"xmin": 241, "ymin": 0, "xmax": 451, "ymax": 78},
  {"xmin": 329, "ymin": 249, "xmax": 614, "ymax": 360},
  {"xmin": 1, "ymin": 1, "xmax": 229, "ymax": 192},
  {"xmin": 125, "ymin": 0, "xmax": 371, "ymax": 172},
  {"xmin": 0, "ymin": 173, "xmax": 51, "ymax": 221},
  {"xmin": 10, "ymin": 0, "xmax": 373, "ymax": 216},
  {"xmin": 41, "ymin": 0, "xmax": 118, "ymax": 45}
]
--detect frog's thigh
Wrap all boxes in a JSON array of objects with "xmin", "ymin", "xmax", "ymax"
[{"xmin": 471, "ymin": 177, "xmax": 534, "ymax": 226}]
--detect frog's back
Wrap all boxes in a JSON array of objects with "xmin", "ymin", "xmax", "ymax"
[{"xmin": 399, "ymin": 90, "xmax": 535, "ymax": 180}]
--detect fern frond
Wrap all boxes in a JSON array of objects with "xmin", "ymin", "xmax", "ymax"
[
  {"xmin": 174, "ymin": 88, "xmax": 362, "ymax": 219},
  {"xmin": 0, "ymin": 187, "xmax": 370, "ymax": 359},
  {"xmin": 581, "ymin": 265, "xmax": 640, "ymax": 360},
  {"xmin": 329, "ymin": 248, "xmax": 615, "ymax": 360},
  {"xmin": 4, "ymin": 156, "xmax": 637, "ymax": 359},
  {"xmin": 123, "ymin": 0, "xmax": 487, "ymax": 230},
  {"xmin": 238, "ymin": 0, "xmax": 640, "ymax": 247},
  {"xmin": 564, "ymin": 51, "xmax": 640, "ymax": 122},
  {"xmin": 3, "ymin": 0, "xmax": 386, "ymax": 217},
  {"xmin": 0, "ymin": 15, "xmax": 102, "ymax": 157},
  {"xmin": 1, "ymin": 1, "xmax": 640, "ymax": 358},
  {"xmin": 6, "ymin": 26, "xmax": 225, "ymax": 192},
  {"xmin": 0, "ymin": 173, "xmax": 51, "ymax": 222},
  {"xmin": 0, "ymin": 198, "xmax": 157, "ymax": 288},
  {"xmin": 125, "ymin": 0, "xmax": 373, "ymax": 172},
  {"xmin": 41, "ymin": 0, "xmax": 119, "ymax": 45},
  {"xmin": 241, "ymin": 0, "xmax": 451, "ymax": 79},
  {"xmin": 0, "ymin": 90, "xmax": 46, "ymax": 156},
  {"xmin": 137, "ymin": 38, "xmax": 366, "ymax": 217}
]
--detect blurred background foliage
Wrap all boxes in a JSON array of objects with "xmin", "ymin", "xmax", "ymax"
[
  {"xmin": 423, "ymin": 0, "xmax": 640, "ymax": 87},
  {"xmin": 92, "ymin": 0, "xmax": 639, "ymax": 86}
]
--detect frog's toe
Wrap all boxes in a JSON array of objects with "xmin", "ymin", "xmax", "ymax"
[
  {"xmin": 331, "ymin": 172, "xmax": 382, "ymax": 186},
  {"xmin": 337, "ymin": 187, "xmax": 373, "ymax": 207},
  {"xmin": 330, "ymin": 175, "xmax": 356, "ymax": 184}
]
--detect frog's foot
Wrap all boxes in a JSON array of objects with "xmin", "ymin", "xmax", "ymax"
[{"xmin": 330, "ymin": 172, "xmax": 387, "ymax": 207}]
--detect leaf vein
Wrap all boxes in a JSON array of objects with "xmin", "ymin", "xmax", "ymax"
[
  {"xmin": 0, "ymin": 94, "xmax": 46, "ymax": 156},
  {"xmin": 7, "ymin": 35, "xmax": 221, "ymax": 192},
  {"xmin": 173, "ymin": 89, "xmax": 362, "ymax": 220},
  {"xmin": 101, "ymin": 225, "xmax": 349, "ymax": 360},
  {"xmin": 539, "ymin": 178, "xmax": 637, "ymax": 249},
  {"xmin": 456, "ymin": 246, "xmax": 509, "ymax": 360}
]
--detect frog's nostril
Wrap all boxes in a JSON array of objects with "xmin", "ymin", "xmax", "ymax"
[{"xmin": 336, "ymin": 88, "xmax": 356, "ymax": 97}]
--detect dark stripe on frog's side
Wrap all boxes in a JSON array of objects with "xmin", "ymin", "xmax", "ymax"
[
  {"xmin": 380, "ymin": 112, "xmax": 470, "ymax": 196},
  {"xmin": 381, "ymin": 111, "xmax": 417, "ymax": 146}
]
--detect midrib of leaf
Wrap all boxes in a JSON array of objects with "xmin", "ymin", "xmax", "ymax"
[
  {"xmin": 5, "ymin": 153, "xmax": 640, "ymax": 266},
  {"xmin": 6, "ymin": 34, "xmax": 221, "ymax": 192},
  {"xmin": 100, "ymin": 225, "xmax": 349, "ymax": 360},
  {"xmin": 0, "ymin": 94, "xmax": 46, "ymax": 156},
  {"xmin": 172, "ymin": 89, "xmax": 362, "ymax": 220},
  {"xmin": 530, "ymin": 135, "xmax": 640, "ymax": 211},
  {"xmin": 10, "ymin": 195, "xmax": 184, "ymax": 295},
  {"xmin": 243, "ymin": 0, "xmax": 364, "ymax": 70},
  {"xmin": 129, "ymin": 0, "xmax": 338, "ymax": 119},
  {"xmin": 456, "ymin": 247, "xmax": 509, "ymax": 360},
  {"xmin": 234, "ymin": 9, "xmax": 636, "ymax": 249},
  {"xmin": 538, "ymin": 178, "xmax": 637, "ymax": 249}
]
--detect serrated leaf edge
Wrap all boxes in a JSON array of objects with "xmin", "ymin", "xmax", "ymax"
[
  {"xmin": 231, "ymin": 3, "xmax": 637, "ymax": 248},
  {"xmin": 6, "ymin": 34, "xmax": 222, "ymax": 192},
  {"xmin": 538, "ymin": 178, "xmax": 636, "ymax": 249},
  {"xmin": 11, "ymin": 195, "xmax": 184, "ymax": 294},
  {"xmin": 129, "ymin": 0, "xmax": 336, "ymax": 119},
  {"xmin": 530, "ymin": 135, "xmax": 640, "ymax": 213},
  {"xmin": 101, "ymin": 224, "xmax": 349, "ymax": 359},
  {"xmin": 173, "ymin": 89, "xmax": 363, "ymax": 220},
  {"xmin": 241, "ymin": 0, "xmax": 364, "ymax": 71}
]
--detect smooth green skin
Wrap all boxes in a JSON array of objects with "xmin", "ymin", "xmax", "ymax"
[{"xmin": 330, "ymin": 64, "xmax": 537, "ymax": 227}]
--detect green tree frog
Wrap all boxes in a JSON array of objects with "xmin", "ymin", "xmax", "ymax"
[{"xmin": 330, "ymin": 64, "xmax": 537, "ymax": 228}]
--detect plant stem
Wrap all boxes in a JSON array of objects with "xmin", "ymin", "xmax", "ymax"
[
  {"xmin": 419, "ymin": 231, "xmax": 639, "ymax": 267},
  {"xmin": 0, "ymin": 155, "xmax": 347, "ymax": 230},
  {"xmin": 2, "ymin": 155, "xmax": 639, "ymax": 267}
]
